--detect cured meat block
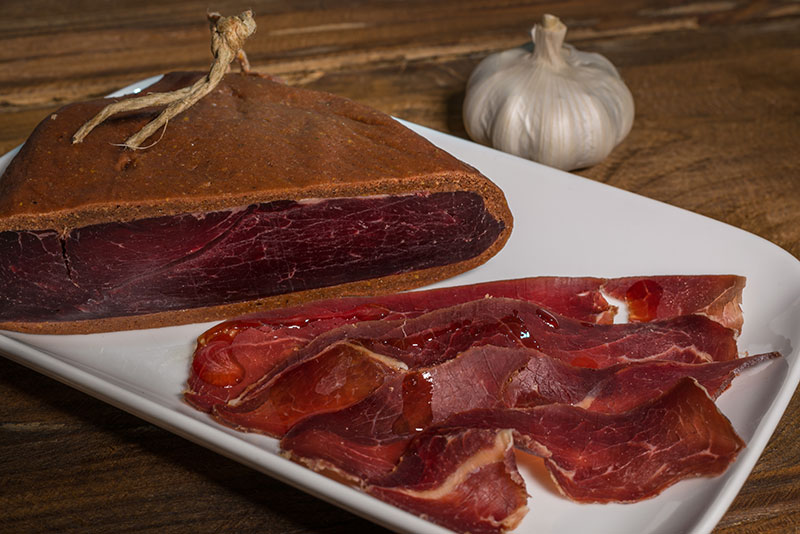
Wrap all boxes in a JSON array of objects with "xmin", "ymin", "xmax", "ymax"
[
  {"xmin": 186, "ymin": 275, "xmax": 744, "ymax": 411},
  {"xmin": 0, "ymin": 72, "xmax": 512, "ymax": 334}
]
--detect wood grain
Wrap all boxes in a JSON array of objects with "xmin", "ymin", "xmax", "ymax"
[{"xmin": 1, "ymin": 1, "xmax": 799, "ymax": 533}]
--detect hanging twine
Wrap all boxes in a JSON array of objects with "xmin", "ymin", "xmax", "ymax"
[{"xmin": 72, "ymin": 10, "xmax": 257, "ymax": 150}]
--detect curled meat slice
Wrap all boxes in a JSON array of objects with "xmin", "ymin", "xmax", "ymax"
[
  {"xmin": 221, "ymin": 297, "xmax": 739, "ymax": 424},
  {"xmin": 277, "ymin": 347, "xmax": 772, "ymax": 481},
  {"xmin": 287, "ymin": 378, "xmax": 744, "ymax": 506},
  {"xmin": 368, "ymin": 429, "xmax": 528, "ymax": 534},
  {"xmin": 186, "ymin": 274, "xmax": 744, "ymax": 411},
  {"xmin": 602, "ymin": 275, "xmax": 745, "ymax": 333},
  {"xmin": 442, "ymin": 378, "xmax": 745, "ymax": 503},
  {"xmin": 186, "ymin": 276, "xmax": 613, "ymax": 411}
]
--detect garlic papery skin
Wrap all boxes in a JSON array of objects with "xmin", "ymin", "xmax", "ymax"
[{"xmin": 463, "ymin": 14, "xmax": 634, "ymax": 171}]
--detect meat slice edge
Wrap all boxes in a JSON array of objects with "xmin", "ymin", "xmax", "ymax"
[
  {"xmin": 443, "ymin": 378, "xmax": 745, "ymax": 503},
  {"xmin": 368, "ymin": 429, "xmax": 529, "ymax": 534},
  {"xmin": 186, "ymin": 275, "xmax": 744, "ymax": 412},
  {"xmin": 221, "ymin": 298, "xmax": 739, "ymax": 421},
  {"xmin": 278, "ymin": 348, "xmax": 770, "ymax": 490}
]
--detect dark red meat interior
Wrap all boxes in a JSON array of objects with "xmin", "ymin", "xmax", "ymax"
[{"xmin": 0, "ymin": 191, "xmax": 504, "ymax": 323}]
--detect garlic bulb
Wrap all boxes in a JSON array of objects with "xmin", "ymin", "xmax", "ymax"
[{"xmin": 463, "ymin": 14, "xmax": 634, "ymax": 171}]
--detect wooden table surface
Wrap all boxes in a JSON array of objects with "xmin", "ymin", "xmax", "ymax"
[{"xmin": 1, "ymin": 1, "xmax": 798, "ymax": 533}]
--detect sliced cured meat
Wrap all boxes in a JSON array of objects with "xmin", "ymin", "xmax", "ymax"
[
  {"xmin": 216, "ymin": 298, "xmax": 740, "ymax": 434},
  {"xmin": 387, "ymin": 298, "xmax": 738, "ymax": 369},
  {"xmin": 186, "ymin": 326, "xmax": 308, "ymax": 410},
  {"xmin": 187, "ymin": 306, "xmax": 415, "ymax": 412},
  {"xmin": 278, "ymin": 347, "xmax": 770, "ymax": 481},
  {"xmin": 186, "ymin": 274, "xmax": 744, "ymax": 411},
  {"xmin": 187, "ymin": 319, "xmax": 365, "ymax": 412},
  {"xmin": 180, "ymin": 273, "xmax": 758, "ymax": 530},
  {"xmin": 503, "ymin": 349, "xmax": 780, "ymax": 413},
  {"xmin": 602, "ymin": 275, "xmax": 745, "ymax": 332},
  {"xmin": 212, "ymin": 341, "xmax": 409, "ymax": 437},
  {"xmin": 282, "ymin": 298, "xmax": 738, "ymax": 372},
  {"xmin": 441, "ymin": 378, "xmax": 745, "ymax": 503},
  {"xmin": 215, "ymin": 340, "xmax": 531, "ymax": 439},
  {"xmin": 368, "ymin": 429, "xmax": 528, "ymax": 534},
  {"xmin": 287, "ymin": 379, "xmax": 743, "ymax": 505},
  {"xmin": 199, "ymin": 276, "xmax": 614, "ymax": 343},
  {"xmin": 186, "ymin": 276, "xmax": 613, "ymax": 411}
]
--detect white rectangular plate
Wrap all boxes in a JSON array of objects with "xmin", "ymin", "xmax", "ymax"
[{"xmin": 1, "ymin": 77, "xmax": 799, "ymax": 534}]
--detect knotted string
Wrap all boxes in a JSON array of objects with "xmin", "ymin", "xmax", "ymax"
[{"xmin": 72, "ymin": 10, "xmax": 256, "ymax": 150}]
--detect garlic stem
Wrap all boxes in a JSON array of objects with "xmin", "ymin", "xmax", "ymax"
[{"xmin": 532, "ymin": 14, "xmax": 567, "ymax": 69}]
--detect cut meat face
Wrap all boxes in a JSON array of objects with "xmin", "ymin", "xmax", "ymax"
[{"xmin": 0, "ymin": 192, "xmax": 504, "ymax": 325}]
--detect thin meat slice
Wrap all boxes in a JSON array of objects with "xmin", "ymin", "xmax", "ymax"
[
  {"xmin": 223, "ymin": 306, "xmax": 744, "ymax": 444},
  {"xmin": 277, "ymin": 350, "xmax": 768, "ymax": 476},
  {"xmin": 294, "ymin": 295, "xmax": 737, "ymax": 390},
  {"xmin": 278, "ymin": 348, "xmax": 531, "ymax": 479},
  {"xmin": 278, "ymin": 346, "xmax": 770, "ymax": 481},
  {"xmin": 441, "ymin": 378, "xmax": 745, "ymax": 503},
  {"xmin": 203, "ymin": 318, "xmax": 405, "ymax": 417},
  {"xmin": 186, "ymin": 276, "xmax": 612, "ymax": 411},
  {"xmin": 234, "ymin": 298, "xmax": 738, "ymax": 413},
  {"xmin": 212, "ymin": 341, "xmax": 408, "ymax": 437},
  {"xmin": 216, "ymin": 341, "xmax": 531, "ymax": 439},
  {"xmin": 503, "ymin": 349, "xmax": 780, "ymax": 413},
  {"xmin": 223, "ymin": 299, "xmax": 742, "ymax": 438},
  {"xmin": 186, "ymin": 326, "xmax": 314, "ymax": 411},
  {"xmin": 602, "ymin": 275, "xmax": 745, "ymax": 333},
  {"xmin": 368, "ymin": 429, "xmax": 528, "ymax": 534},
  {"xmin": 186, "ymin": 274, "xmax": 744, "ymax": 411},
  {"xmin": 287, "ymin": 378, "xmax": 743, "ymax": 505}
]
